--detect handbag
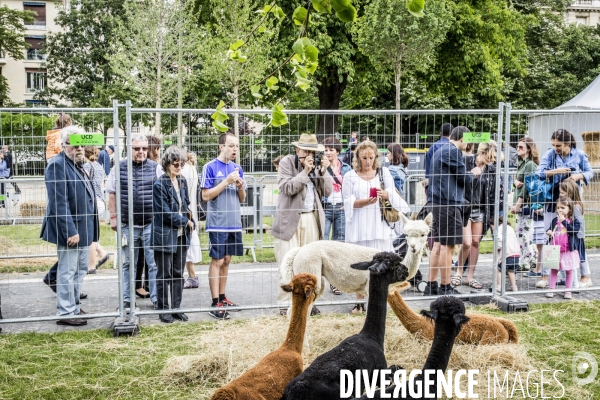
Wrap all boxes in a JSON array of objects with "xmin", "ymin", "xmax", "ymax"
[
  {"xmin": 543, "ymin": 224, "xmax": 561, "ymax": 270},
  {"xmin": 196, "ymin": 174, "xmax": 207, "ymax": 221},
  {"xmin": 524, "ymin": 152, "xmax": 556, "ymax": 204},
  {"xmin": 378, "ymin": 168, "xmax": 400, "ymax": 224}
]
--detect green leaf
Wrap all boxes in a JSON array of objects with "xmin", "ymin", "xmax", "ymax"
[
  {"xmin": 305, "ymin": 60, "xmax": 318, "ymax": 74},
  {"xmin": 304, "ymin": 45, "xmax": 319, "ymax": 62},
  {"xmin": 229, "ymin": 39, "xmax": 244, "ymax": 51},
  {"xmin": 265, "ymin": 76, "xmax": 279, "ymax": 90},
  {"xmin": 250, "ymin": 85, "xmax": 263, "ymax": 98},
  {"xmin": 270, "ymin": 103, "xmax": 289, "ymax": 127},
  {"xmin": 292, "ymin": 38, "xmax": 305, "ymax": 56},
  {"xmin": 331, "ymin": 0, "xmax": 350, "ymax": 12},
  {"xmin": 293, "ymin": 6, "xmax": 308, "ymax": 26},
  {"xmin": 212, "ymin": 119, "xmax": 229, "ymax": 132},
  {"xmin": 406, "ymin": 0, "xmax": 425, "ymax": 17},
  {"xmin": 211, "ymin": 100, "xmax": 229, "ymax": 123},
  {"xmin": 312, "ymin": 0, "xmax": 331, "ymax": 13},
  {"xmin": 295, "ymin": 73, "xmax": 312, "ymax": 91},
  {"xmin": 271, "ymin": 5, "xmax": 285, "ymax": 20},
  {"xmin": 335, "ymin": 5, "xmax": 356, "ymax": 22}
]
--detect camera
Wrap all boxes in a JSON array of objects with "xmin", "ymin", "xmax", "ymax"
[{"xmin": 313, "ymin": 153, "xmax": 323, "ymax": 169}]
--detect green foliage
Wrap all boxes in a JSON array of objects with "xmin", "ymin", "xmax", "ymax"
[
  {"xmin": 40, "ymin": 0, "xmax": 127, "ymax": 107},
  {"xmin": 0, "ymin": 6, "xmax": 35, "ymax": 104}
]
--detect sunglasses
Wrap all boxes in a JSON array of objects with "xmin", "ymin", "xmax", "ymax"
[
  {"xmin": 517, "ymin": 144, "xmax": 527, "ymax": 149},
  {"xmin": 172, "ymin": 162, "xmax": 182, "ymax": 169},
  {"xmin": 65, "ymin": 142, "xmax": 84, "ymax": 149},
  {"xmin": 132, "ymin": 147, "xmax": 149, "ymax": 151}
]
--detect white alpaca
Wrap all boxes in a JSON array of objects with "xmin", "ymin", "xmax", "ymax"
[{"xmin": 279, "ymin": 212, "xmax": 433, "ymax": 304}]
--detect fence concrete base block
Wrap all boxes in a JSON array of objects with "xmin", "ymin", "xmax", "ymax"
[
  {"xmin": 112, "ymin": 315, "xmax": 140, "ymax": 337},
  {"xmin": 493, "ymin": 296, "xmax": 529, "ymax": 313},
  {"xmin": 468, "ymin": 294, "xmax": 493, "ymax": 305}
]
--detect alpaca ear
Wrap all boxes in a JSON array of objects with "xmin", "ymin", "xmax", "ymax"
[
  {"xmin": 369, "ymin": 262, "xmax": 387, "ymax": 274},
  {"xmin": 424, "ymin": 213, "xmax": 433, "ymax": 226},
  {"xmin": 399, "ymin": 212, "xmax": 410, "ymax": 224},
  {"xmin": 351, "ymin": 261, "xmax": 374, "ymax": 270},
  {"xmin": 421, "ymin": 309, "xmax": 438, "ymax": 321},
  {"xmin": 281, "ymin": 284, "xmax": 293, "ymax": 292},
  {"xmin": 304, "ymin": 286, "xmax": 314, "ymax": 299},
  {"xmin": 454, "ymin": 314, "xmax": 470, "ymax": 327}
]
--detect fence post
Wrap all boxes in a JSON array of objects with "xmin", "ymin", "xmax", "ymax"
[
  {"xmin": 491, "ymin": 102, "xmax": 505, "ymax": 295},
  {"xmin": 125, "ymin": 100, "xmax": 137, "ymax": 316},
  {"xmin": 499, "ymin": 103, "xmax": 512, "ymax": 295},
  {"xmin": 113, "ymin": 100, "xmax": 125, "ymax": 317}
]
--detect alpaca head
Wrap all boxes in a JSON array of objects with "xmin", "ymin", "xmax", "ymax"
[
  {"xmin": 421, "ymin": 296, "xmax": 470, "ymax": 336},
  {"xmin": 281, "ymin": 273, "xmax": 318, "ymax": 302},
  {"xmin": 350, "ymin": 252, "xmax": 409, "ymax": 287},
  {"xmin": 399, "ymin": 212, "xmax": 433, "ymax": 254}
]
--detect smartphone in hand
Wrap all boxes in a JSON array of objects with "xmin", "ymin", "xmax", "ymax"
[{"xmin": 369, "ymin": 187, "xmax": 378, "ymax": 198}]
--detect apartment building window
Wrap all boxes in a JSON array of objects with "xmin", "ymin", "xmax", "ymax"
[
  {"xmin": 25, "ymin": 68, "xmax": 46, "ymax": 92},
  {"xmin": 25, "ymin": 36, "xmax": 46, "ymax": 60},
  {"xmin": 23, "ymin": 2, "xmax": 46, "ymax": 27},
  {"xmin": 575, "ymin": 16, "xmax": 589, "ymax": 25}
]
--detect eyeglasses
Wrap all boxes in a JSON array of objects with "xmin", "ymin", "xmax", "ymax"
[
  {"xmin": 65, "ymin": 142, "xmax": 84, "ymax": 149},
  {"xmin": 172, "ymin": 162, "xmax": 182, "ymax": 169},
  {"xmin": 132, "ymin": 147, "xmax": 149, "ymax": 151}
]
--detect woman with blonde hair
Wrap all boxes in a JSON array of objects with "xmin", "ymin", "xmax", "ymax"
[
  {"xmin": 342, "ymin": 140, "xmax": 402, "ymax": 313},
  {"xmin": 452, "ymin": 140, "xmax": 502, "ymax": 290},
  {"xmin": 181, "ymin": 152, "xmax": 202, "ymax": 289}
]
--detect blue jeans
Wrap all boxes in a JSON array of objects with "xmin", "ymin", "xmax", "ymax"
[
  {"xmin": 324, "ymin": 203, "xmax": 345, "ymax": 241},
  {"xmin": 121, "ymin": 224, "xmax": 157, "ymax": 303},
  {"xmin": 56, "ymin": 245, "xmax": 89, "ymax": 316}
]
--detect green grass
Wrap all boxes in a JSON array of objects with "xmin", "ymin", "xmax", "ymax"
[{"xmin": 0, "ymin": 302, "xmax": 598, "ymax": 399}]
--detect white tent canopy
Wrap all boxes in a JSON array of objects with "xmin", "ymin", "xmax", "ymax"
[
  {"xmin": 556, "ymin": 74, "xmax": 600, "ymax": 110},
  {"xmin": 527, "ymin": 74, "xmax": 600, "ymax": 150}
]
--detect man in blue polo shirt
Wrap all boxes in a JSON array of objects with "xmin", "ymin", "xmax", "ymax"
[
  {"xmin": 423, "ymin": 123, "xmax": 453, "ymax": 195},
  {"xmin": 201, "ymin": 133, "xmax": 246, "ymax": 319}
]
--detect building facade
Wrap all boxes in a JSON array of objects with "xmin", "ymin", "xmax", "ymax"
[
  {"xmin": 565, "ymin": 0, "xmax": 600, "ymax": 26},
  {"xmin": 0, "ymin": 1, "xmax": 66, "ymax": 106}
]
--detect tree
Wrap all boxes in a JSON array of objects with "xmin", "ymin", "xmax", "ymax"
[
  {"xmin": 423, "ymin": 0, "xmax": 531, "ymax": 108},
  {"xmin": 110, "ymin": 0, "xmax": 201, "ymax": 137},
  {"xmin": 40, "ymin": 0, "xmax": 126, "ymax": 107},
  {"xmin": 0, "ymin": 6, "xmax": 34, "ymax": 105},
  {"xmin": 200, "ymin": 0, "xmax": 279, "ymax": 139},
  {"xmin": 356, "ymin": 0, "xmax": 452, "ymax": 140}
]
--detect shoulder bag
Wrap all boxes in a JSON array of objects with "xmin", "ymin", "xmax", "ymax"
[{"xmin": 378, "ymin": 168, "xmax": 400, "ymax": 224}]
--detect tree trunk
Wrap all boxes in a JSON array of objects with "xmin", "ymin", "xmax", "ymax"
[
  {"xmin": 317, "ymin": 74, "xmax": 348, "ymax": 142},
  {"xmin": 154, "ymin": 0, "xmax": 165, "ymax": 137},
  {"xmin": 177, "ymin": 31, "xmax": 183, "ymax": 146},
  {"xmin": 395, "ymin": 64, "xmax": 402, "ymax": 143}
]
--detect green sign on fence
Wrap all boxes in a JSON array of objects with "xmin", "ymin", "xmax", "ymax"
[
  {"xmin": 463, "ymin": 132, "xmax": 491, "ymax": 143},
  {"xmin": 69, "ymin": 134, "xmax": 105, "ymax": 146}
]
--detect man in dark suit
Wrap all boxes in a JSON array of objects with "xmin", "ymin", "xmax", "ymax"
[{"xmin": 41, "ymin": 126, "xmax": 98, "ymax": 326}]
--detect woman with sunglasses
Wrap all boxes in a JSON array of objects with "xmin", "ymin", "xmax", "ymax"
[
  {"xmin": 152, "ymin": 146, "xmax": 195, "ymax": 323},
  {"xmin": 533, "ymin": 129, "xmax": 593, "ymax": 289},
  {"xmin": 510, "ymin": 137, "xmax": 541, "ymax": 275}
]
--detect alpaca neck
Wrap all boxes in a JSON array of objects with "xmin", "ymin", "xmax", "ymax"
[
  {"xmin": 422, "ymin": 321, "xmax": 458, "ymax": 373},
  {"xmin": 388, "ymin": 292, "xmax": 426, "ymax": 334},
  {"xmin": 281, "ymin": 295, "xmax": 312, "ymax": 353},
  {"xmin": 360, "ymin": 277, "xmax": 388, "ymax": 346},
  {"xmin": 403, "ymin": 249, "xmax": 419, "ymax": 277}
]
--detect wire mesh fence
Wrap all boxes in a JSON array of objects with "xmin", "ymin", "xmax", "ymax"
[{"xmin": 0, "ymin": 103, "xmax": 599, "ymax": 332}]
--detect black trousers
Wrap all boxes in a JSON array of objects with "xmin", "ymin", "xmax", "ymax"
[
  {"xmin": 154, "ymin": 236, "xmax": 188, "ymax": 310},
  {"xmin": 135, "ymin": 249, "xmax": 149, "ymax": 291}
]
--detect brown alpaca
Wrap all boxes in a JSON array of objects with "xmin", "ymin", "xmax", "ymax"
[
  {"xmin": 387, "ymin": 283, "xmax": 519, "ymax": 344},
  {"xmin": 210, "ymin": 273, "xmax": 317, "ymax": 400}
]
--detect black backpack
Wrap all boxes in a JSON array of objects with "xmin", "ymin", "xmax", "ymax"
[{"xmin": 196, "ymin": 175, "xmax": 208, "ymax": 221}]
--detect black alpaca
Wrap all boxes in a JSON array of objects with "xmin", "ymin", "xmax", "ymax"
[
  {"xmin": 282, "ymin": 252, "xmax": 408, "ymax": 400},
  {"xmin": 355, "ymin": 296, "xmax": 469, "ymax": 399}
]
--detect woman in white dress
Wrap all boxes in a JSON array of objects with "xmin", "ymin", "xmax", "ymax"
[
  {"xmin": 181, "ymin": 153, "xmax": 202, "ymax": 288},
  {"xmin": 342, "ymin": 140, "xmax": 402, "ymax": 313}
]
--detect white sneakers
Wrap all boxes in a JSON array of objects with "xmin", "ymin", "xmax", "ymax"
[
  {"xmin": 564, "ymin": 292, "xmax": 572, "ymax": 299},
  {"xmin": 579, "ymin": 279, "xmax": 593, "ymax": 288}
]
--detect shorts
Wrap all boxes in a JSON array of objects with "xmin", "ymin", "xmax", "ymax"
[
  {"xmin": 430, "ymin": 204, "xmax": 463, "ymax": 246},
  {"xmin": 469, "ymin": 207, "xmax": 485, "ymax": 223},
  {"xmin": 532, "ymin": 219, "xmax": 546, "ymax": 245},
  {"xmin": 498, "ymin": 256, "xmax": 519, "ymax": 272},
  {"xmin": 208, "ymin": 231, "xmax": 243, "ymax": 259}
]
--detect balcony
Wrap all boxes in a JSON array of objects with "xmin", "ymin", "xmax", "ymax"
[
  {"xmin": 26, "ymin": 49, "xmax": 46, "ymax": 61},
  {"xmin": 570, "ymin": 0, "xmax": 600, "ymax": 7},
  {"xmin": 0, "ymin": 53, "xmax": 5, "ymax": 65}
]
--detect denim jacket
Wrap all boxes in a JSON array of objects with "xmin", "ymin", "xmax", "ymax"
[{"xmin": 388, "ymin": 164, "xmax": 407, "ymax": 197}]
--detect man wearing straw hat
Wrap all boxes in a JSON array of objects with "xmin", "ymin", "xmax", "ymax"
[{"xmin": 273, "ymin": 133, "xmax": 332, "ymax": 315}]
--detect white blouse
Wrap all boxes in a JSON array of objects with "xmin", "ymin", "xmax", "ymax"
[{"xmin": 342, "ymin": 167, "xmax": 402, "ymax": 247}]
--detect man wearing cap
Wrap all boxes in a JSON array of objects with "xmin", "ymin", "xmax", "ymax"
[
  {"xmin": 273, "ymin": 133, "xmax": 332, "ymax": 315},
  {"xmin": 98, "ymin": 145, "xmax": 114, "ymax": 176}
]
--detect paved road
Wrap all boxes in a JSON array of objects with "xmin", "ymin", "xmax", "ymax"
[{"xmin": 1, "ymin": 252, "xmax": 599, "ymax": 335}]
